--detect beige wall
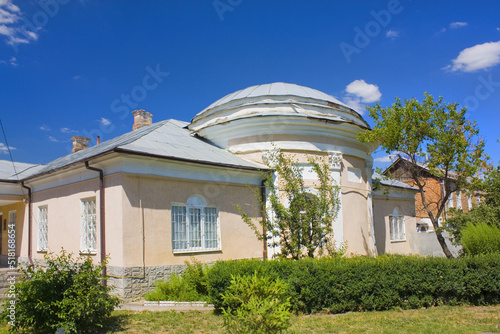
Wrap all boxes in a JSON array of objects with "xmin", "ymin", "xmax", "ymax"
[
  {"xmin": 121, "ymin": 174, "xmax": 264, "ymax": 267},
  {"xmin": 373, "ymin": 190, "xmax": 417, "ymax": 255},
  {"xmin": 26, "ymin": 174, "xmax": 124, "ymax": 266}
]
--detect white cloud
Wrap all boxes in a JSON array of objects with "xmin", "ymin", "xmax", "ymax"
[
  {"xmin": 444, "ymin": 41, "xmax": 500, "ymax": 72},
  {"xmin": 374, "ymin": 155, "xmax": 395, "ymax": 163},
  {"xmin": 0, "ymin": 1, "xmax": 39, "ymax": 48},
  {"xmin": 345, "ymin": 80, "xmax": 382, "ymax": 103},
  {"xmin": 449, "ymin": 22, "xmax": 468, "ymax": 29},
  {"xmin": 99, "ymin": 117, "xmax": 111, "ymax": 126},
  {"xmin": 40, "ymin": 125, "xmax": 50, "ymax": 131},
  {"xmin": 497, "ymin": 27, "xmax": 500, "ymax": 32},
  {"xmin": 0, "ymin": 142, "xmax": 15, "ymax": 154},
  {"xmin": 48, "ymin": 136, "xmax": 59, "ymax": 142},
  {"xmin": 342, "ymin": 80, "xmax": 382, "ymax": 114},
  {"xmin": 386, "ymin": 30, "xmax": 399, "ymax": 39},
  {"xmin": 60, "ymin": 127, "xmax": 78, "ymax": 134}
]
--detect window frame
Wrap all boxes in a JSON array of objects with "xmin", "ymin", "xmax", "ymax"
[
  {"xmin": 171, "ymin": 196, "xmax": 220, "ymax": 253},
  {"xmin": 389, "ymin": 209, "xmax": 406, "ymax": 242},
  {"xmin": 37, "ymin": 205, "xmax": 48, "ymax": 252},
  {"xmin": 80, "ymin": 197, "xmax": 97, "ymax": 255}
]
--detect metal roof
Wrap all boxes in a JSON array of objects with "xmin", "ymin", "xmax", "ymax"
[
  {"xmin": 196, "ymin": 82, "xmax": 351, "ymax": 117},
  {"xmin": 0, "ymin": 160, "xmax": 44, "ymax": 181},
  {"xmin": 373, "ymin": 172, "xmax": 418, "ymax": 191},
  {"xmin": 25, "ymin": 119, "xmax": 264, "ymax": 180}
]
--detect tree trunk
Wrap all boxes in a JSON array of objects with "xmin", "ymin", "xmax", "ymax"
[{"xmin": 434, "ymin": 225, "xmax": 454, "ymax": 258}]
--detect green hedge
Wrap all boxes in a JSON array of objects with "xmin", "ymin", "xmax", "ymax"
[{"xmin": 206, "ymin": 254, "xmax": 500, "ymax": 314}]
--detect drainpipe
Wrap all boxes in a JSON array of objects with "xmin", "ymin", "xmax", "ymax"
[
  {"xmin": 20, "ymin": 181, "xmax": 34, "ymax": 267},
  {"xmin": 85, "ymin": 161, "xmax": 106, "ymax": 286},
  {"xmin": 260, "ymin": 178, "xmax": 267, "ymax": 260}
]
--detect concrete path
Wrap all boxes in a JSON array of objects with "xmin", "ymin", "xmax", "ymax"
[{"xmin": 116, "ymin": 300, "xmax": 214, "ymax": 312}]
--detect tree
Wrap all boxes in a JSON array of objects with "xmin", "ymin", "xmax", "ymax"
[
  {"xmin": 237, "ymin": 149, "xmax": 341, "ymax": 260},
  {"xmin": 357, "ymin": 93, "xmax": 487, "ymax": 258},
  {"xmin": 446, "ymin": 165, "xmax": 500, "ymax": 245}
]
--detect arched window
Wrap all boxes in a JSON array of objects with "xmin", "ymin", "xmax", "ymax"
[
  {"xmin": 389, "ymin": 208, "xmax": 405, "ymax": 242},
  {"xmin": 171, "ymin": 195, "xmax": 220, "ymax": 252}
]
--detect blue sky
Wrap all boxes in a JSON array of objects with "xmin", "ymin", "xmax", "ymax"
[{"xmin": 1, "ymin": 0, "xmax": 500, "ymax": 170}]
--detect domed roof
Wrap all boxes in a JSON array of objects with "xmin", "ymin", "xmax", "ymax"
[
  {"xmin": 198, "ymin": 82, "xmax": 350, "ymax": 115},
  {"xmin": 190, "ymin": 82, "xmax": 369, "ymax": 132}
]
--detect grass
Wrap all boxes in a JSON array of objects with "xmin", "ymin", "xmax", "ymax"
[{"xmin": 1, "ymin": 305, "xmax": 499, "ymax": 333}]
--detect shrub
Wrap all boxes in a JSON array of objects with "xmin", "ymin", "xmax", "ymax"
[
  {"xmin": 206, "ymin": 254, "xmax": 500, "ymax": 314},
  {"xmin": 1, "ymin": 251, "xmax": 120, "ymax": 334},
  {"xmin": 461, "ymin": 222, "xmax": 500, "ymax": 255},
  {"xmin": 144, "ymin": 259, "xmax": 210, "ymax": 302},
  {"xmin": 221, "ymin": 272, "xmax": 291, "ymax": 334}
]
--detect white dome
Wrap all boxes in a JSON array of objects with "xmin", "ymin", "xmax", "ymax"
[{"xmin": 189, "ymin": 82, "xmax": 369, "ymax": 131}]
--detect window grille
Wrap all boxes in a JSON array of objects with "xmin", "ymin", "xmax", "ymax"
[
  {"xmin": 38, "ymin": 206, "xmax": 48, "ymax": 251},
  {"xmin": 81, "ymin": 198, "xmax": 97, "ymax": 253}
]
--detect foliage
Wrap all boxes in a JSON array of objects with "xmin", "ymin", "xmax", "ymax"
[
  {"xmin": 357, "ymin": 93, "xmax": 487, "ymax": 258},
  {"xmin": 1, "ymin": 250, "xmax": 120, "ymax": 334},
  {"xmin": 461, "ymin": 222, "xmax": 500, "ymax": 255},
  {"xmin": 446, "ymin": 165, "xmax": 500, "ymax": 244},
  {"xmin": 221, "ymin": 272, "xmax": 291, "ymax": 334},
  {"xmin": 144, "ymin": 260, "xmax": 210, "ymax": 302},
  {"xmin": 237, "ymin": 148, "xmax": 341, "ymax": 259},
  {"xmin": 206, "ymin": 254, "xmax": 500, "ymax": 314}
]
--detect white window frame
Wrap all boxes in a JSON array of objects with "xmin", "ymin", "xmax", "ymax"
[
  {"xmin": 389, "ymin": 208, "xmax": 405, "ymax": 242},
  {"xmin": 171, "ymin": 195, "xmax": 220, "ymax": 253},
  {"xmin": 38, "ymin": 206, "xmax": 48, "ymax": 252},
  {"xmin": 80, "ymin": 197, "xmax": 97, "ymax": 254},
  {"xmin": 456, "ymin": 191, "xmax": 462, "ymax": 210}
]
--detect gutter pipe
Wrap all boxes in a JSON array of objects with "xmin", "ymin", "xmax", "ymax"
[
  {"xmin": 20, "ymin": 181, "xmax": 34, "ymax": 267},
  {"xmin": 85, "ymin": 161, "xmax": 107, "ymax": 286}
]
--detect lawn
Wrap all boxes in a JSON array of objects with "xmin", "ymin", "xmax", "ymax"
[{"xmin": 1, "ymin": 305, "xmax": 499, "ymax": 333}]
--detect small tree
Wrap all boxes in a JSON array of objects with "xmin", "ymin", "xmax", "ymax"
[
  {"xmin": 237, "ymin": 149, "xmax": 341, "ymax": 259},
  {"xmin": 357, "ymin": 93, "xmax": 487, "ymax": 258},
  {"xmin": 2, "ymin": 250, "xmax": 120, "ymax": 333}
]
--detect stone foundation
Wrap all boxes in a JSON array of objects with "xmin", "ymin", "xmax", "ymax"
[
  {"xmin": 17, "ymin": 257, "xmax": 185, "ymax": 301},
  {"xmin": 107, "ymin": 264, "xmax": 186, "ymax": 301}
]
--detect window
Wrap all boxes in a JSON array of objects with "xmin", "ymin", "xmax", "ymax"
[
  {"xmin": 447, "ymin": 193, "xmax": 454, "ymax": 209},
  {"xmin": 347, "ymin": 167, "xmax": 362, "ymax": 183},
  {"xmin": 38, "ymin": 206, "xmax": 48, "ymax": 252},
  {"xmin": 456, "ymin": 191, "xmax": 462, "ymax": 210},
  {"xmin": 172, "ymin": 195, "xmax": 219, "ymax": 252},
  {"xmin": 389, "ymin": 208, "xmax": 405, "ymax": 242},
  {"xmin": 467, "ymin": 195, "xmax": 472, "ymax": 210},
  {"xmin": 80, "ymin": 198, "xmax": 97, "ymax": 254}
]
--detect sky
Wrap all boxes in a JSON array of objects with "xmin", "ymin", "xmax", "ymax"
[{"xmin": 1, "ymin": 0, "xmax": 500, "ymax": 171}]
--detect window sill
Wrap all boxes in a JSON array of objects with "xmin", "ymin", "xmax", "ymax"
[
  {"xmin": 37, "ymin": 250, "xmax": 48, "ymax": 253},
  {"xmin": 79, "ymin": 250, "xmax": 97, "ymax": 255},
  {"xmin": 390, "ymin": 239, "xmax": 406, "ymax": 243},
  {"xmin": 173, "ymin": 249, "xmax": 222, "ymax": 255}
]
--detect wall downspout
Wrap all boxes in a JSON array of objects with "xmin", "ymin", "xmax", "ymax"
[
  {"xmin": 20, "ymin": 181, "xmax": 34, "ymax": 267},
  {"xmin": 85, "ymin": 161, "xmax": 107, "ymax": 286},
  {"xmin": 260, "ymin": 178, "xmax": 267, "ymax": 260}
]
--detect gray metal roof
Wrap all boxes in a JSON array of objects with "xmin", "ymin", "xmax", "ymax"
[
  {"xmin": 373, "ymin": 172, "xmax": 418, "ymax": 191},
  {"xmin": 26, "ymin": 119, "xmax": 264, "ymax": 179},
  {"xmin": 0, "ymin": 160, "xmax": 44, "ymax": 181},
  {"xmin": 196, "ymin": 82, "xmax": 351, "ymax": 117}
]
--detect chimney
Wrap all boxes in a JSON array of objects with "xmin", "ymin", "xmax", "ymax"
[
  {"xmin": 71, "ymin": 136, "xmax": 90, "ymax": 153},
  {"xmin": 132, "ymin": 109, "xmax": 153, "ymax": 130}
]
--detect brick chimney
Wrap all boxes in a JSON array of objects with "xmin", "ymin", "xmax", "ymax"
[
  {"xmin": 132, "ymin": 110, "xmax": 153, "ymax": 130},
  {"xmin": 71, "ymin": 136, "xmax": 90, "ymax": 153}
]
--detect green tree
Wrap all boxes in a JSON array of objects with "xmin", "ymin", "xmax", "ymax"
[
  {"xmin": 446, "ymin": 165, "xmax": 500, "ymax": 244},
  {"xmin": 237, "ymin": 149, "xmax": 341, "ymax": 260},
  {"xmin": 357, "ymin": 93, "xmax": 487, "ymax": 258}
]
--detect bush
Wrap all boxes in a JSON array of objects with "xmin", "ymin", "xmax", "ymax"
[
  {"xmin": 461, "ymin": 222, "xmax": 500, "ymax": 255},
  {"xmin": 1, "ymin": 251, "xmax": 120, "ymax": 334},
  {"xmin": 144, "ymin": 259, "xmax": 210, "ymax": 302},
  {"xmin": 221, "ymin": 272, "xmax": 291, "ymax": 334},
  {"xmin": 206, "ymin": 254, "xmax": 500, "ymax": 314}
]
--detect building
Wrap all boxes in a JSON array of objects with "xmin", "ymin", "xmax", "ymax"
[{"xmin": 1, "ymin": 83, "xmax": 420, "ymax": 300}]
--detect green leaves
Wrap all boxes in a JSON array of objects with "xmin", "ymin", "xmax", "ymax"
[
  {"xmin": 1, "ymin": 250, "xmax": 120, "ymax": 333},
  {"xmin": 238, "ymin": 148, "xmax": 341, "ymax": 259}
]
